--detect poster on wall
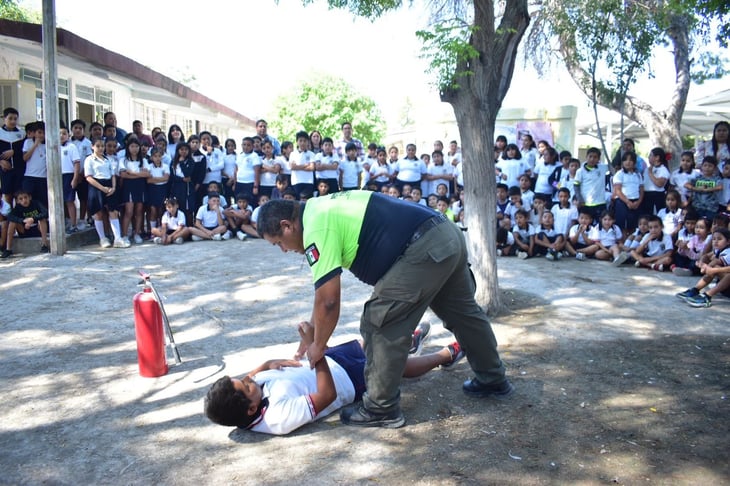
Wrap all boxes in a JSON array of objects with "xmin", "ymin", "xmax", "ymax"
[{"xmin": 515, "ymin": 121, "xmax": 554, "ymax": 147}]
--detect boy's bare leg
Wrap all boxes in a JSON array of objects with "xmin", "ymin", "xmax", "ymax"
[{"xmin": 403, "ymin": 348, "xmax": 453, "ymax": 377}]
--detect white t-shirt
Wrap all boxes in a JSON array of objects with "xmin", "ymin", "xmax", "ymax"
[
  {"xmin": 534, "ymin": 162, "xmax": 557, "ymax": 194},
  {"xmin": 315, "ymin": 153, "xmax": 340, "ymax": 180},
  {"xmin": 425, "ymin": 164, "xmax": 453, "ymax": 197},
  {"xmin": 145, "ymin": 161, "xmax": 170, "ymax": 186},
  {"xmin": 60, "ymin": 142, "xmax": 80, "ymax": 175},
  {"xmin": 551, "ymin": 205, "xmax": 578, "ymax": 236},
  {"xmin": 84, "ymin": 154, "xmax": 116, "ymax": 179},
  {"xmin": 290, "ymin": 149, "xmax": 316, "ymax": 185},
  {"xmin": 613, "ymin": 169, "xmax": 643, "ymax": 199},
  {"xmin": 394, "ymin": 158, "xmax": 426, "ymax": 183},
  {"xmin": 259, "ymin": 157, "xmax": 283, "ymax": 187},
  {"xmin": 195, "ymin": 204, "xmax": 225, "ymax": 227},
  {"xmin": 223, "ymin": 153, "xmax": 237, "ymax": 179},
  {"xmin": 339, "ymin": 159, "xmax": 361, "ymax": 188},
  {"xmin": 248, "ymin": 356, "xmax": 355, "ymax": 435},
  {"xmin": 497, "ymin": 158, "xmax": 530, "ymax": 189},
  {"xmin": 23, "ymin": 139, "xmax": 47, "ymax": 177},
  {"xmin": 70, "ymin": 137, "xmax": 93, "ymax": 166},
  {"xmin": 575, "ymin": 163, "xmax": 609, "ymax": 206},
  {"xmin": 369, "ymin": 162, "xmax": 392, "ymax": 183},
  {"xmin": 568, "ymin": 223, "xmax": 591, "ymax": 245},
  {"xmin": 202, "ymin": 147, "xmax": 225, "ymax": 184},
  {"xmin": 589, "ymin": 224, "xmax": 623, "ymax": 247},
  {"xmin": 161, "ymin": 210, "xmax": 186, "ymax": 230},
  {"xmin": 670, "ymin": 168, "xmax": 699, "ymax": 203},
  {"xmin": 512, "ymin": 223, "xmax": 535, "ymax": 243},
  {"xmin": 236, "ymin": 151, "xmax": 262, "ymax": 183},
  {"xmin": 656, "ymin": 208, "xmax": 683, "ymax": 235},
  {"xmin": 643, "ymin": 165, "xmax": 671, "ymax": 192},
  {"xmin": 639, "ymin": 232, "xmax": 674, "ymax": 257}
]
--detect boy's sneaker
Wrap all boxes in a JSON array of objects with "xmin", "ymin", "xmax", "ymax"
[
  {"xmin": 221, "ymin": 230, "xmax": 232, "ymax": 240},
  {"xmin": 463, "ymin": 378, "xmax": 515, "ymax": 398},
  {"xmin": 237, "ymin": 231, "xmax": 247, "ymax": 241},
  {"xmin": 1, "ymin": 249, "xmax": 12, "ymax": 259},
  {"xmin": 555, "ymin": 250, "xmax": 562, "ymax": 260},
  {"xmin": 40, "ymin": 244, "xmax": 50, "ymax": 253},
  {"xmin": 191, "ymin": 235, "xmax": 203, "ymax": 242},
  {"xmin": 340, "ymin": 404, "xmax": 405, "ymax": 428},
  {"xmin": 675, "ymin": 287, "xmax": 699, "ymax": 300},
  {"xmin": 575, "ymin": 252, "xmax": 586, "ymax": 261},
  {"xmin": 634, "ymin": 261, "xmax": 642, "ymax": 268},
  {"xmin": 650, "ymin": 263, "xmax": 664, "ymax": 272},
  {"xmin": 517, "ymin": 251, "xmax": 528, "ymax": 260},
  {"xmin": 441, "ymin": 342, "xmax": 466, "ymax": 370},
  {"xmin": 133, "ymin": 234, "xmax": 143, "ymax": 244},
  {"xmin": 409, "ymin": 321, "xmax": 431, "ymax": 355},
  {"xmin": 212, "ymin": 233, "xmax": 222, "ymax": 241},
  {"xmin": 153, "ymin": 237, "xmax": 162, "ymax": 245},
  {"xmin": 686, "ymin": 293, "xmax": 712, "ymax": 308},
  {"xmin": 545, "ymin": 249, "xmax": 555, "ymax": 261},
  {"xmin": 496, "ymin": 249, "xmax": 503, "ymax": 257},
  {"xmin": 99, "ymin": 237, "xmax": 112, "ymax": 249},
  {"xmin": 174, "ymin": 237, "xmax": 184, "ymax": 245},
  {"xmin": 612, "ymin": 252, "xmax": 629, "ymax": 267},
  {"xmin": 671, "ymin": 265, "xmax": 692, "ymax": 277},
  {"xmin": 561, "ymin": 250, "xmax": 570, "ymax": 258},
  {"xmin": 113, "ymin": 238, "xmax": 131, "ymax": 248}
]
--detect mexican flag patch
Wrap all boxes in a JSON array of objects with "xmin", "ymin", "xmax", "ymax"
[{"xmin": 305, "ymin": 243, "xmax": 320, "ymax": 266}]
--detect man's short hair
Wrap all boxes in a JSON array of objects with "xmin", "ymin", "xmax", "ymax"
[
  {"xmin": 257, "ymin": 199, "xmax": 301, "ymax": 238},
  {"xmin": 204, "ymin": 376, "xmax": 255, "ymax": 428}
]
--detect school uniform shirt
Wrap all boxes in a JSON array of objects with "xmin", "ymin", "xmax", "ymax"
[
  {"xmin": 0, "ymin": 125, "xmax": 25, "ymax": 168},
  {"xmin": 722, "ymin": 176, "xmax": 730, "ymax": 206},
  {"xmin": 613, "ymin": 169, "xmax": 643, "ymax": 199},
  {"xmin": 505, "ymin": 202, "xmax": 529, "ymax": 224},
  {"xmin": 714, "ymin": 247, "xmax": 730, "ymax": 266},
  {"xmin": 195, "ymin": 204, "xmax": 226, "ymax": 227},
  {"xmin": 625, "ymin": 229, "xmax": 647, "ymax": 250},
  {"xmin": 512, "ymin": 223, "xmax": 535, "ymax": 244},
  {"xmin": 84, "ymin": 154, "xmax": 117, "ymax": 179},
  {"xmin": 639, "ymin": 232, "xmax": 673, "ymax": 257},
  {"xmin": 369, "ymin": 162, "xmax": 392, "ymax": 183},
  {"xmin": 361, "ymin": 156, "xmax": 378, "ymax": 187},
  {"xmin": 393, "ymin": 157, "xmax": 427, "ymax": 184},
  {"xmin": 533, "ymin": 162, "xmax": 557, "ymax": 194},
  {"xmin": 290, "ymin": 149, "xmax": 316, "ymax": 186},
  {"xmin": 589, "ymin": 224, "xmax": 623, "ymax": 247},
  {"xmin": 201, "ymin": 194, "xmax": 228, "ymax": 208},
  {"xmin": 315, "ymin": 153, "xmax": 340, "ymax": 180},
  {"xmin": 276, "ymin": 155, "xmax": 291, "ymax": 176},
  {"xmin": 0, "ymin": 198, "xmax": 10, "ymax": 216},
  {"xmin": 521, "ymin": 190, "xmax": 535, "ymax": 210},
  {"xmin": 145, "ymin": 161, "xmax": 170, "ymax": 185},
  {"xmin": 70, "ymin": 137, "xmax": 93, "ymax": 170},
  {"xmin": 425, "ymin": 164, "xmax": 453, "ymax": 196},
  {"xmin": 454, "ymin": 161, "xmax": 464, "ymax": 187},
  {"xmin": 161, "ymin": 210, "xmax": 186, "ymax": 230},
  {"xmin": 447, "ymin": 151, "xmax": 462, "ymax": 167},
  {"xmin": 568, "ymin": 223, "xmax": 591, "ymax": 245},
  {"xmin": 575, "ymin": 162, "xmax": 610, "ymax": 206},
  {"xmin": 551, "ymin": 204, "xmax": 578, "ymax": 236},
  {"xmin": 223, "ymin": 153, "xmax": 238, "ymax": 179},
  {"xmin": 259, "ymin": 157, "xmax": 283, "ymax": 187},
  {"xmin": 202, "ymin": 147, "xmax": 225, "ymax": 184},
  {"xmin": 677, "ymin": 228, "xmax": 693, "ymax": 244},
  {"xmin": 22, "ymin": 139, "xmax": 47, "ymax": 177},
  {"xmin": 120, "ymin": 158, "xmax": 146, "ymax": 177},
  {"xmin": 496, "ymin": 158, "xmax": 530, "ymax": 189},
  {"xmin": 537, "ymin": 226, "xmax": 560, "ymax": 241},
  {"xmin": 339, "ymin": 159, "xmax": 361, "ymax": 189},
  {"xmin": 247, "ymin": 356, "xmax": 355, "ymax": 435},
  {"xmin": 499, "ymin": 231, "xmax": 515, "ymax": 248},
  {"xmin": 60, "ymin": 142, "xmax": 80, "ymax": 175},
  {"xmin": 656, "ymin": 208, "xmax": 683, "ymax": 235},
  {"xmin": 643, "ymin": 165, "xmax": 670, "ymax": 192},
  {"xmin": 670, "ymin": 169, "xmax": 699, "ymax": 204},
  {"xmin": 235, "ymin": 151, "xmax": 262, "ymax": 184},
  {"xmin": 521, "ymin": 147, "xmax": 539, "ymax": 171}
]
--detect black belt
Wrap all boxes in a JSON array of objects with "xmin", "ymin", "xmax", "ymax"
[{"xmin": 408, "ymin": 213, "xmax": 448, "ymax": 247}]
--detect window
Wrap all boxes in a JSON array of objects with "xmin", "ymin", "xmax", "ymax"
[{"xmin": 19, "ymin": 67, "xmax": 70, "ymax": 123}]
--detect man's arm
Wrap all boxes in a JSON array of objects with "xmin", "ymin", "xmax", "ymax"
[{"xmin": 307, "ymin": 275, "xmax": 341, "ymax": 367}]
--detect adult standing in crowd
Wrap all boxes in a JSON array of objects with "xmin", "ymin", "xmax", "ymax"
[
  {"xmin": 256, "ymin": 119, "xmax": 281, "ymax": 156},
  {"xmin": 256, "ymin": 193, "xmax": 513, "ymax": 429},
  {"xmin": 103, "ymin": 112, "xmax": 127, "ymax": 147},
  {"xmin": 131, "ymin": 120, "xmax": 154, "ymax": 147},
  {"xmin": 334, "ymin": 122, "xmax": 364, "ymax": 161},
  {"xmin": 696, "ymin": 121, "xmax": 730, "ymax": 168}
]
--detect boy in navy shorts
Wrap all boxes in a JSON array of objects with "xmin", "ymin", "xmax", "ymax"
[{"xmin": 0, "ymin": 107, "xmax": 26, "ymax": 207}]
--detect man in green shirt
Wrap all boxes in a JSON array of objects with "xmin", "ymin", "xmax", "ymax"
[{"xmin": 257, "ymin": 191, "xmax": 513, "ymax": 428}]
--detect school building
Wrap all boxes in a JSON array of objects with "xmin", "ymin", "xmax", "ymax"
[{"xmin": 0, "ymin": 18, "xmax": 255, "ymax": 138}]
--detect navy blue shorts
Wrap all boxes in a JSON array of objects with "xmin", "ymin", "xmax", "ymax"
[
  {"xmin": 62, "ymin": 173, "xmax": 76, "ymax": 202},
  {"xmin": 325, "ymin": 340, "xmax": 366, "ymax": 402}
]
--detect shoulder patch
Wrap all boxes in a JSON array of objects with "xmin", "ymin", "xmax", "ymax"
[{"xmin": 305, "ymin": 243, "xmax": 320, "ymax": 266}]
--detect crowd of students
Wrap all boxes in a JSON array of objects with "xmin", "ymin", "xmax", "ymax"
[
  {"xmin": 2, "ymin": 105, "xmax": 729, "ymax": 306},
  {"xmin": 493, "ymin": 123, "xmax": 730, "ymax": 308}
]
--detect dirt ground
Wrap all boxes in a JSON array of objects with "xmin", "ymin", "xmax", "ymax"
[{"xmin": 0, "ymin": 236, "xmax": 728, "ymax": 485}]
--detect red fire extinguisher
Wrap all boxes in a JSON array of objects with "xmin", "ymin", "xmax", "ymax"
[{"xmin": 133, "ymin": 286, "xmax": 168, "ymax": 377}]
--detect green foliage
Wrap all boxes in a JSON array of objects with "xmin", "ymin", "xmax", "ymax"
[
  {"xmin": 0, "ymin": 0, "xmax": 40, "ymax": 22},
  {"xmin": 416, "ymin": 21, "xmax": 480, "ymax": 91},
  {"xmin": 302, "ymin": 0, "xmax": 403, "ymax": 19},
  {"xmin": 268, "ymin": 73, "xmax": 386, "ymax": 145}
]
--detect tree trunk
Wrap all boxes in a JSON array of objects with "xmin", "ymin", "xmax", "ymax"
[{"xmin": 440, "ymin": 0, "xmax": 530, "ymax": 315}]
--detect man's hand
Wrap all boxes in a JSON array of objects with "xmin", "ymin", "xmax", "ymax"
[
  {"xmin": 294, "ymin": 321, "xmax": 314, "ymax": 360},
  {"xmin": 306, "ymin": 342, "xmax": 326, "ymax": 369}
]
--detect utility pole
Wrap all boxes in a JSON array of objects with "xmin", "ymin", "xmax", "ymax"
[{"xmin": 42, "ymin": 0, "xmax": 66, "ymax": 255}]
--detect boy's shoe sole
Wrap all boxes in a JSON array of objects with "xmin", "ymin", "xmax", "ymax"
[
  {"xmin": 463, "ymin": 379, "xmax": 515, "ymax": 398},
  {"xmin": 409, "ymin": 321, "xmax": 431, "ymax": 355},
  {"xmin": 441, "ymin": 342, "xmax": 466, "ymax": 370},
  {"xmin": 671, "ymin": 267, "xmax": 693, "ymax": 277},
  {"xmin": 612, "ymin": 252, "xmax": 628, "ymax": 266},
  {"xmin": 340, "ymin": 404, "xmax": 405, "ymax": 428},
  {"xmin": 686, "ymin": 295, "xmax": 712, "ymax": 308}
]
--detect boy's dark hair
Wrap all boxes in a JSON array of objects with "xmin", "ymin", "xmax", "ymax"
[
  {"xmin": 437, "ymin": 195, "xmax": 449, "ymax": 204},
  {"xmin": 376, "ymin": 147, "xmax": 386, "ymax": 155},
  {"xmin": 533, "ymin": 193, "xmax": 548, "ymax": 203},
  {"xmin": 713, "ymin": 213, "xmax": 729, "ymax": 227},
  {"xmin": 275, "ymin": 173, "xmax": 288, "ymax": 183},
  {"xmin": 341, "ymin": 121, "xmax": 352, "ymax": 129},
  {"xmin": 235, "ymin": 192, "xmax": 252, "ymax": 204},
  {"xmin": 257, "ymin": 199, "xmax": 302, "ymax": 238},
  {"xmin": 90, "ymin": 121, "xmax": 102, "ymax": 130},
  {"xmin": 367, "ymin": 142, "xmax": 378, "ymax": 150},
  {"xmin": 14, "ymin": 189, "xmax": 31, "ymax": 199},
  {"xmin": 317, "ymin": 179, "xmax": 330, "ymax": 189},
  {"xmin": 599, "ymin": 210, "xmax": 615, "ymax": 220},
  {"xmin": 559, "ymin": 150, "xmax": 572, "ymax": 160},
  {"xmin": 345, "ymin": 142, "xmax": 358, "ymax": 152},
  {"xmin": 515, "ymin": 208, "xmax": 530, "ymax": 219},
  {"xmin": 647, "ymin": 215, "xmax": 663, "ymax": 226},
  {"xmin": 281, "ymin": 141, "xmax": 293, "ymax": 151},
  {"xmin": 496, "ymin": 227, "xmax": 509, "ymax": 245},
  {"xmin": 282, "ymin": 187, "xmax": 297, "ymax": 198},
  {"xmin": 241, "ymin": 137, "xmax": 253, "ymax": 144},
  {"xmin": 207, "ymin": 181, "xmax": 221, "ymax": 190},
  {"xmin": 508, "ymin": 186, "xmax": 521, "ymax": 196},
  {"xmin": 432, "ymin": 150, "xmax": 443, "ymax": 157},
  {"xmin": 322, "ymin": 137, "xmax": 334, "ymax": 145},
  {"xmin": 204, "ymin": 376, "xmax": 255, "ymax": 428},
  {"xmin": 702, "ymin": 155, "xmax": 718, "ymax": 166},
  {"xmin": 103, "ymin": 124, "xmax": 115, "ymax": 132},
  {"xmin": 570, "ymin": 158, "xmax": 581, "ymax": 166},
  {"xmin": 299, "ymin": 190, "xmax": 313, "ymax": 200},
  {"xmin": 713, "ymin": 227, "xmax": 730, "ymax": 240},
  {"xmin": 3, "ymin": 107, "xmax": 19, "ymax": 117},
  {"xmin": 496, "ymin": 183, "xmax": 509, "ymax": 192},
  {"xmin": 586, "ymin": 147, "xmax": 601, "ymax": 157},
  {"xmin": 295, "ymin": 131, "xmax": 309, "ymax": 142},
  {"xmin": 207, "ymin": 192, "xmax": 220, "ymax": 199},
  {"xmin": 578, "ymin": 207, "xmax": 593, "ymax": 218},
  {"xmin": 70, "ymin": 119, "xmax": 86, "ymax": 129},
  {"xmin": 557, "ymin": 187, "xmax": 571, "ymax": 196}
]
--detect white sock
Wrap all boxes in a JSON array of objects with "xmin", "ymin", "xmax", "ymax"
[
  {"xmin": 94, "ymin": 220, "xmax": 106, "ymax": 240},
  {"xmin": 110, "ymin": 219, "xmax": 122, "ymax": 240}
]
